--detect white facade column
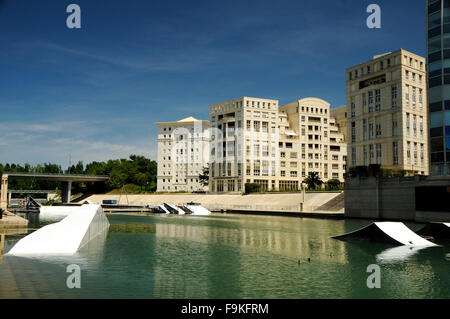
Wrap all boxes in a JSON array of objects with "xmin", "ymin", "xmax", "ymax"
[{"xmin": 1, "ymin": 175, "xmax": 8, "ymax": 210}]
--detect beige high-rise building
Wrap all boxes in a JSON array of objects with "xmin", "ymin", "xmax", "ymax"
[
  {"xmin": 331, "ymin": 106, "xmax": 347, "ymax": 142},
  {"xmin": 346, "ymin": 49, "xmax": 429, "ymax": 175},
  {"xmin": 209, "ymin": 97, "xmax": 279, "ymax": 193},
  {"xmin": 279, "ymin": 98, "xmax": 347, "ymax": 183},
  {"xmin": 156, "ymin": 117, "xmax": 210, "ymax": 192},
  {"xmin": 208, "ymin": 96, "xmax": 347, "ymax": 193}
]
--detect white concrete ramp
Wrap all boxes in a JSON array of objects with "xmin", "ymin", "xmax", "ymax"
[
  {"xmin": 185, "ymin": 205, "xmax": 212, "ymax": 216},
  {"xmin": 158, "ymin": 205, "xmax": 171, "ymax": 214},
  {"xmin": 164, "ymin": 203, "xmax": 185, "ymax": 215},
  {"xmin": 7, "ymin": 203, "xmax": 110, "ymax": 256},
  {"xmin": 39, "ymin": 201, "xmax": 94, "ymax": 222},
  {"xmin": 333, "ymin": 222, "xmax": 437, "ymax": 247}
]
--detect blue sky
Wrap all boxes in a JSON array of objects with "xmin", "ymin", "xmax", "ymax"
[{"xmin": 0, "ymin": 0, "xmax": 426, "ymax": 167}]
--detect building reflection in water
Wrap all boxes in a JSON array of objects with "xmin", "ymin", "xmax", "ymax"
[
  {"xmin": 153, "ymin": 216, "xmax": 349, "ymax": 263},
  {"xmin": 150, "ymin": 215, "xmax": 351, "ymax": 298}
]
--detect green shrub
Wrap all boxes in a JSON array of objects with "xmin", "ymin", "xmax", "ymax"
[
  {"xmin": 326, "ymin": 179, "xmax": 342, "ymax": 190},
  {"xmin": 245, "ymin": 183, "xmax": 261, "ymax": 194},
  {"xmin": 380, "ymin": 168, "xmax": 393, "ymax": 177}
]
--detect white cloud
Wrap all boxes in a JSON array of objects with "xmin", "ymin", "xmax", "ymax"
[{"xmin": 0, "ymin": 119, "xmax": 158, "ymax": 167}]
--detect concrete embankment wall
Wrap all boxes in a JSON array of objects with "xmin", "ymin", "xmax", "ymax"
[
  {"xmin": 0, "ymin": 214, "xmax": 28, "ymax": 229},
  {"xmin": 86, "ymin": 192, "xmax": 344, "ymax": 215},
  {"xmin": 345, "ymin": 175, "xmax": 450, "ymax": 222}
]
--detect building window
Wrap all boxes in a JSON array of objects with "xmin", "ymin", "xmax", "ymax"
[
  {"xmin": 253, "ymin": 160, "xmax": 261, "ymax": 176},
  {"xmin": 363, "ymin": 119, "xmax": 367, "ymax": 141},
  {"xmin": 351, "ymin": 99, "xmax": 356, "ymax": 117},
  {"xmin": 363, "ymin": 146, "xmax": 368, "ymax": 166},
  {"xmin": 351, "ymin": 122, "xmax": 356, "ymax": 142},
  {"xmin": 376, "ymin": 124, "xmax": 382, "ymax": 138},
  {"xmin": 393, "ymin": 142, "xmax": 399, "ymax": 165},
  {"xmin": 392, "ymin": 85, "xmax": 397, "ymax": 99},
  {"xmin": 392, "ymin": 120, "xmax": 398, "ymax": 137},
  {"xmin": 375, "ymin": 89, "xmax": 381, "ymax": 102},
  {"xmin": 376, "ymin": 144, "xmax": 382, "ymax": 164},
  {"xmin": 369, "ymin": 145, "xmax": 374, "ymax": 164},
  {"xmin": 352, "ymin": 148, "xmax": 356, "ymax": 166}
]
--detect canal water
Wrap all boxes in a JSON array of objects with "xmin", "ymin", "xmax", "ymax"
[{"xmin": 0, "ymin": 213, "xmax": 449, "ymax": 298}]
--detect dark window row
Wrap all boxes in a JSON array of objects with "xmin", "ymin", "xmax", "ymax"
[
  {"xmin": 430, "ymin": 151, "xmax": 450, "ymax": 163},
  {"xmin": 431, "ymin": 151, "xmax": 444, "ymax": 162},
  {"xmin": 431, "ymin": 127, "xmax": 444, "ymax": 137},
  {"xmin": 429, "ymin": 74, "xmax": 450, "ymax": 87},
  {"xmin": 429, "ymin": 0, "xmax": 441, "ymax": 14},
  {"xmin": 431, "ymin": 126, "xmax": 450, "ymax": 137}
]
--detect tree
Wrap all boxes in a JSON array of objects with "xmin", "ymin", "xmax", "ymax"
[
  {"xmin": 326, "ymin": 179, "xmax": 341, "ymax": 191},
  {"xmin": 199, "ymin": 165, "xmax": 209, "ymax": 187},
  {"xmin": 134, "ymin": 173, "xmax": 148, "ymax": 190},
  {"xmin": 1, "ymin": 154, "xmax": 159, "ymax": 194},
  {"xmin": 303, "ymin": 172, "xmax": 323, "ymax": 190}
]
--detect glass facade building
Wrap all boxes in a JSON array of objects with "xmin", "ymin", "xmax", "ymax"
[{"xmin": 427, "ymin": 0, "xmax": 450, "ymax": 175}]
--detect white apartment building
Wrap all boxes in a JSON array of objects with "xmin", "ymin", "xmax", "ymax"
[
  {"xmin": 209, "ymin": 97, "xmax": 347, "ymax": 193},
  {"xmin": 279, "ymin": 98, "xmax": 347, "ymax": 183},
  {"xmin": 156, "ymin": 117, "xmax": 210, "ymax": 192},
  {"xmin": 209, "ymin": 97, "xmax": 280, "ymax": 193}
]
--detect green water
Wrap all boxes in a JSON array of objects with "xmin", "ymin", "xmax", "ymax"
[{"xmin": 0, "ymin": 213, "xmax": 449, "ymax": 299}]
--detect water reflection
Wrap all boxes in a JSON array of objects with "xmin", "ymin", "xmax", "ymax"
[
  {"xmin": 376, "ymin": 246, "xmax": 429, "ymax": 264},
  {"xmin": 0, "ymin": 230, "xmax": 108, "ymax": 298},
  {"xmin": 0, "ymin": 229, "xmax": 29, "ymax": 261},
  {"xmin": 0, "ymin": 233, "xmax": 4, "ymax": 257},
  {"xmin": 0, "ymin": 214, "xmax": 449, "ymax": 298},
  {"xmin": 154, "ymin": 216, "xmax": 349, "ymax": 264},
  {"xmin": 109, "ymin": 223, "xmax": 156, "ymax": 234}
]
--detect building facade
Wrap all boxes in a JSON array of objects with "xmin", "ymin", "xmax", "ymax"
[
  {"xmin": 427, "ymin": 0, "xmax": 450, "ymax": 175},
  {"xmin": 209, "ymin": 97, "xmax": 279, "ymax": 193},
  {"xmin": 208, "ymin": 97, "xmax": 347, "ymax": 193},
  {"xmin": 331, "ymin": 106, "xmax": 347, "ymax": 142},
  {"xmin": 279, "ymin": 98, "xmax": 347, "ymax": 183},
  {"xmin": 346, "ymin": 49, "xmax": 429, "ymax": 175},
  {"xmin": 156, "ymin": 117, "xmax": 210, "ymax": 192}
]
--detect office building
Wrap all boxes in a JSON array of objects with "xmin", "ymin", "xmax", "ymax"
[
  {"xmin": 427, "ymin": 0, "xmax": 450, "ymax": 175},
  {"xmin": 346, "ymin": 49, "xmax": 429, "ymax": 175}
]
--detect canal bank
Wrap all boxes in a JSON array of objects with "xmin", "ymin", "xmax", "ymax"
[
  {"xmin": 83, "ymin": 192, "xmax": 344, "ymax": 217},
  {"xmin": 0, "ymin": 211, "xmax": 29, "ymax": 229}
]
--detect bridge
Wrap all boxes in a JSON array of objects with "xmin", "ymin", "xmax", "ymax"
[{"xmin": 1, "ymin": 173, "xmax": 109, "ymax": 210}]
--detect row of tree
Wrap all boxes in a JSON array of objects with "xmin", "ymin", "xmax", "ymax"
[
  {"xmin": 0, "ymin": 158, "xmax": 341, "ymax": 195},
  {"xmin": 0, "ymin": 155, "xmax": 157, "ymax": 194}
]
